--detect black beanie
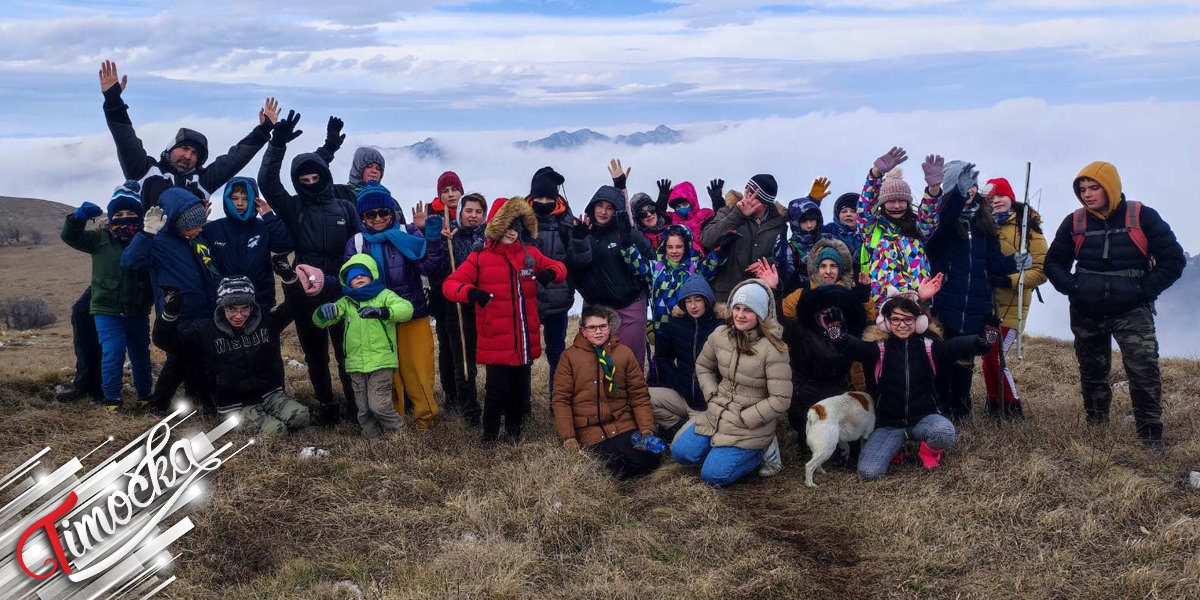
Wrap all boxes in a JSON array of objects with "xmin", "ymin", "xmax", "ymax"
[
  {"xmin": 833, "ymin": 192, "xmax": 860, "ymax": 215},
  {"xmin": 747, "ymin": 174, "xmax": 777, "ymax": 203},
  {"xmin": 529, "ymin": 166, "xmax": 565, "ymax": 200}
]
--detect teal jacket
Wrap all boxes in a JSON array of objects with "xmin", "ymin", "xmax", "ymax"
[
  {"xmin": 313, "ymin": 253, "xmax": 414, "ymax": 373},
  {"xmin": 61, "ymin": 215, "xmax": 153, "ymax": 317}
]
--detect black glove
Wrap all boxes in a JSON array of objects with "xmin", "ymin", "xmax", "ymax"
[
  {"xmin": 715, "ymin": 229, "xmax": 741, "ymax": 250},
  {"xmin": 323, "ymin": 116, "xmax": 345, "ymax": 152},
  {"xmin": 161, "ymin": 286, "xmax": 183, "ymax": 317},
  {"xmin": 707, "ymin": 178, "xmax": 725, "ymax": 210},
  {"xmin": 270, "ymin": 253, "xmax": 294, "ymax": 279},
  {"xmin": 535, "ymin": 269, "xmax": 556, "ymax": 285},
  {"xmin": 656, "ymin": 178, "xmax": 673, "ymax": 205},
  {"xmin": 571, "ymin": 219, "xmax": 590, "ymax": 240},
  {"xmin": 357, "ymin": 305, "xmax": 389, "ymax": 320},
  {"xmin": 612, "ymin": 172, "xmax": 627, "ymax": 191},
  {"xmin": 818, "ymin": 307, "xmax": 846, "ymax": 342},
  {"xmin": 270, "ymin": 110, "xmax": 303, "ymax": 147},
  {"xmin": 467, "ymin": 289, "xmax": 493, "ymax": 307},
  {"xmin": 615, "ymin": 212, "xmax": 632, "ymax": 235}
]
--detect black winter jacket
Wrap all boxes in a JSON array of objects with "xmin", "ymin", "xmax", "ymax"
[
  {"xmin": 655, "ymin": 311, "xmax": 721, "ymax": 410},
  {"xmin": 566, "ymin": 186, "xmax": 652, "ymax": 309},
  {"xmin": 533, "ymin": 210, "xmax": 576, "ymax": 316},
  {"xmin": 927, "ymin": 187, "xmax": 1016, "ymax": 334},
  {"xmin": 1045, "ymin": 197, "xmax": 1185, "ymax": 319}
]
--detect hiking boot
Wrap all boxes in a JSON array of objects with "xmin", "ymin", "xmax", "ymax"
[
  {"xmin": 757, "ymin": 436, "xmax": 783, "ymax": 477},
  {"xmin": 1004, "ymin": 400, "xmax": 1026, "ymax": 421},
  {"xmin": 318, "ymin": 403, "xmax": 342, "ymax": 427},
  {"xmin": 1138, "ymin": 423, "xmax": 1164, "ymax": 454},
  {"xmin": 985, "ymin": 397, "xmax": 1002, "ymax": 419},
  {"xmin": 53, "ymin": 384, "xmax": 81, "ymax": 402},
  {"xmin": 917, "ymin": 442, "xmax": 943, "ymax": 469},
  {"xmin": 1086, "ymin": 410, "xmax": 1110, "ymax": 427}
]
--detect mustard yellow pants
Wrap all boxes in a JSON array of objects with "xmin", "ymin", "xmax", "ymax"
[{"xmin": 391, "ymin": 317, "xmax": 439, "ymax": 428}]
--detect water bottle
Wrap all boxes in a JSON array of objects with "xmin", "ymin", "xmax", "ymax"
[{"xmin": 631, "ymin": 432, "xmax": 665, "ymax": 454}]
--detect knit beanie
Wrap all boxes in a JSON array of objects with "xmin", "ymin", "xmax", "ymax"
[
  {"xmin": 833, "ymin": 193, "xmax": 859, "ymax": 216},
  {"xmin": 747, "ymin": 174, "xmax": 778, "ymax": 203},
  {"xmin": 437, "ymin": 171, "xmax": 463, "ymax": 195},
  {"xmin": 344, "ymin": 265, "xmax": 372, "ymax": 283},
  {"xmin": 216, "ymin": 276, "xmax": 256, "ymax": 308},
  {"xmin": 878, "ymin": 170, "xmax": 913, "ymax": 205},
  {"xmin": 107, "ymin": 181, "xmax": 144, "ymax": 219},
  {"xmin": 174, "ymin": 202, "xmax": 208, "ymax": 233},
  {"xmin": 529, "ymin": 166, "xmax": 565, "ymax": 200},
  {"xmin": 816, "ymin": 246, "xmax": 844, "ymax": 270},
  {"xmin": 983, "ymin": 177, "xmax": 1016, "ymax": 201},
  {"xmin": 355, "ymin": 181, "xmax": 395, "ymax": 215},
  {"xmin": 730, "ymin": 282, "xmax": 771, "ymax": 322}
]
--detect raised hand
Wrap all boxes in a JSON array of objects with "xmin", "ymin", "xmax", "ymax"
[
  {"xmin": 872, "ymin": 146, "xmax": 908, "ymax": 177},
  {"xmin": 73, "ymin": 202, "xmax": 103, "ymax": 221},
  {"xmin": 295, "ymin": 264, "xmax": 325, "ymax": 296},
  {"xmin": 921, "ymin": 155, "xmax": 946, "ymax": 188},
  {"xmin": 737, "ymin": 189, "xmax": 760, "ymax": 217},
  {"xmin": 142, "ymin": 206, "xmax": 167, "ymax": 236},
  {"xmin": 255, "ymin": 196, "xmax": 272, "ymax": 216},
  {"xmin": 809, "ymin": 177, "xmax": 832, "ymax": 202},
  {"xmin": 917, "ymin": 272, "xmax": 944, "ymax": 302},
  {"xmin": 270, "ymin": 253, "xmax": 294, "ymax": 279},
  {"xmin": 99, "ymin": 60, "xmax": 126, "ymax": 93},
  {"xmin": 259, "ymin": 97, "xmax": 279, "ymax": 125},
  {"xmin": 707, "ymin": 178, "xmax": 724, "ymax": 207},
  {"xmin": 412, "ymin": 201, "xmax": 427, "ymax": 230},
  {"xmin": 571, "ymin": 217, "xmax": 589, "ymax": 239},
  {"xmin": 270, "ymin": 110, "xmax": 303, "ymax": 146},
  {"xmin": 161, "ymin": 286, "xmax": 183, "ymax": 316},
  {"xmin": 324, "ymin": 116, "xmax": 345, "ymax": 149},
  {"xmin": 941, "ymin": 160, "xmax": 978, "ymax": 197},
  {"xmin": 608, "ymin": 159, "xmax": 630, "ymax": 185}
]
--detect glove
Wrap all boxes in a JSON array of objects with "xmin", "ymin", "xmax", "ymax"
[
  {"xmin": 819, "ymin": 307, "xmax": 846, "ymax": 342},
  {"xmin": 270, "ymin": 253, "xmax": 294, "ymax": 279},
  {"xmin": 295, "ymin": 264, "xmax": 325, "ymax": 296},
  {"xmin": 357, "ymin": 306, "xmax": 390, "ymax": 320},
  {"xmin": 615, "ymin": 212, "xmax": 632, "ymax": 236},
  {"xmin": 873, "ymin": 146, "xmax": 908, "ymax": 175},
  {"xmin": 467, "ymin": 289, "xmax": 493, "ymax": 307},
  {"xmin": 73, "ymin": 202, "xmax": 103, "ymax": 221},
  {"xmin": 424, "ymin": 214, "xmax": 444, "ymax": 242},
  {"xmin": 715, "ymin": 229, "xmax": 741, "ymax": 250},
  {"xmin": 978, "ymin": 323, "xmax": 1000, "ymax": 349},
  {"xmin": 142, "ymin": 205, "xmax": 167, "ymax": 236},
  {"xmin": 707, "ymin": 178, "xmax": 724, "ymax": 209},
  {"xmin": 656, "ymin": 178, "xmax": 672, "ymax": 204},
  {"xmin": 160, "ymin": 286, "xmax": 183, "ymax": 317},
  {"xmin": 941, "ymin": 160, "xmax": 978, "ymax": 197},
  {"xmin": 808, "ymin": 177, "xmax": 831, "ymax": 202},
  {"xmin": 571, "ymin": 219, "xmax": 589, "ymax": 240},
  {"xmin": 1012, "ymin": 252, "xmax": 1033, "ymax": 271},
  {"xmin": 270, "ymin": 110, "xmax": 303, "ymax": 147},
  {"xmin": 535, "ymin": 269, "xmax": 556, "ymax": 285},
  {"xmin": 318, "ymin": 303, "xmax": 339, "ymax": 321},
  {"xmin": 921, "ymin": 155, "xmax": 946, "ymax": 188},
  {"xmin": 323, "ymin": 116, "xmax": 345, "ymax": 151}
]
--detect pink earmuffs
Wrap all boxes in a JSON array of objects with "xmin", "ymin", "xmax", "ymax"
[{"xmin": 876, "ymin": 286, "xmax": 929, "ymax": 334}]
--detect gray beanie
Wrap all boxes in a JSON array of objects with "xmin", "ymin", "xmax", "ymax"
[
  {"xmin": 174, "ymin": 202, "xmax": 208, "ymax": 234},
  {"xmin": 730, "ymin": 282, "xmax": 770, "ymax": 321}
]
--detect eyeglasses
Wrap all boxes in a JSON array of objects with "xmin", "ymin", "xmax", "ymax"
[
  {"xmin": 224, "ymin": 306, "xmax": 253, "ymax": 316},
  {"xmin": 582, "ymin": 324, "xmax": 610, "ymax": 333},
  {"xmin": 887, "ymin": 315, "xmax": 916, "ymax": 326},
  {"xmin": 362, "ymin": 209, "xmax": 393, "ymax": 220}
]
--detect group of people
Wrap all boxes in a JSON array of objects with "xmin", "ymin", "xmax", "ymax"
[{"xmin": 57, "ymin": 61, "xmax": 1186, "ymax": 487}]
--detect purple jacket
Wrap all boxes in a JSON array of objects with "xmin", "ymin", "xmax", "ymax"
[{"xmin": 343, "ymin": 223, "xmax": 445, "ymax": 319}]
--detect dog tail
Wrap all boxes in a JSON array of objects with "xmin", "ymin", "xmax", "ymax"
[{"xmin": 807, "ymin": 404, "xmax": 827, "ymax": 426}]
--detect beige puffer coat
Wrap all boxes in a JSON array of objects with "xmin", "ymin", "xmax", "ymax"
[{"xmin": 693, "ymin": 279, "xmax": 792, "ymax": 450}]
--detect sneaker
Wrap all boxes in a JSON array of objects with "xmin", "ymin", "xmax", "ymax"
[
  {"xmin": 1138, "ymin": 423, "xmax": 1164, "ymax": 454},
  {"xmin": 757, "ymin": 436, "xmax": 783, "ymax": 477},
  {"xmin": 53, "ymin": 384, "xmax": 81, "ymax": 402},
  {"xmin": 985, "ymin": 397, "xmax": 1001, "ymax": 419},
  {"xmin": 917, "ymin": 442, "xmax": 943, "ymax": 469}
]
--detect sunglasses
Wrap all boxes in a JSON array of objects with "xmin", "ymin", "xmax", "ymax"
[
  {"xmin": 637, "ymin": 210, "xmax": 657, "ymax": 219},
  {"xmin": 362, "ymin": 209, "xmax": 393, "ymax": 220}
]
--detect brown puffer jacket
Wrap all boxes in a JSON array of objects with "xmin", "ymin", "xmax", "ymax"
[
  {"xmin": 551, "ymin": 308, "xmax": 655, "ymax": 447},
  {"xmin": 694, "ymin": 279, "xmax": 792, "ymax": 450}
]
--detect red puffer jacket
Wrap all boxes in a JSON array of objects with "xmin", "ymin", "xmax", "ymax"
[{"xmin": 443, "ymin": 198, "xmax": 567, "ymax": 366}]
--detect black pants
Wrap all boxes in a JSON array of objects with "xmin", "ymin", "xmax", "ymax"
[
  {"xmin": 435, "ymin": 301, "xmax": 480, "ymax": 424},
  {"xmin": 936, "ymin": 326, "xmax": 976, "ymax": 419},
  {"xmin": 293, "ymin": 291, "xmax": 354, "ymax": 415},
  {"xmin": 150, "ymin": 347, "xmax": 210, "ymax": 411},
  {"xmin": 69, "ymin": 287, "xmax": 103, "ymax": 401},
  {"xmin": 483, "ymin": 364, "xmax": 531, "ymax": 443},
  {"xmin": 589, "ymin": 430, "xmax": 662, "ymax": 480}
]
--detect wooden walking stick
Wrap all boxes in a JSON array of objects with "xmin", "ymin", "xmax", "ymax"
[
  {"xmin": 1016, "ymin": 161, "xmax": 1032, "ymax": 361},
  {"xmin": 443, "ymin": 202, "xmax": 470, "ymax": 375}
]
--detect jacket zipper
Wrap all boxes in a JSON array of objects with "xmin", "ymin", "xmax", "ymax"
[
  {"xmin": 691, "ymin": 319, "xmax": 700, "ymax": 401},
  {"xmin": 961, "ymin": 226, "xmax": 973, "ymax": 331},
  {"xmin": 904, "ymin": 340, "xmax": 911, "ymax": 426}
]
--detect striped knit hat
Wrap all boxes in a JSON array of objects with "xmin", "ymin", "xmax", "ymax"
[
  {"xmin": 216, "ymin": 276, "xmax": 256, "ymax": 308},
  {"xmin": 107, "ymin": 181, "xmax": 144, "ymax": 219},
  {"xmin": 746, "ymin": 174, "xmax": 778, "ymax": 203}
]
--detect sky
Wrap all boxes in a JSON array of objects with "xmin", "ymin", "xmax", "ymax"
[{"xmin": 0, "ymin": 0, "xmax": 1197, "ymax": 352}]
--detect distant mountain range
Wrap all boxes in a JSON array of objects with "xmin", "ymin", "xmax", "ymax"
[
  {"xmin": 514, "ymin": 125, "xmax": 684, "ymax": 150},
  {"xmin": 400, "ymin": 137, "xmax": 445, "ymax": 160}
]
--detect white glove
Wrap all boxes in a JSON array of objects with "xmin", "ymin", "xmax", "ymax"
[{"xmin": 142, "ymin": 206, "xmax": 167, "ymax": 236}]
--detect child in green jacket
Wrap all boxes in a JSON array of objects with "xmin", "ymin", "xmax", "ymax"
[{"xmin": 314, "ymin": 253, "xmax": 414, "ymax": 436}]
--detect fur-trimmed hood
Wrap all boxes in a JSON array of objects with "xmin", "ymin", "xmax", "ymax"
[
  {"xmin": 725, "ymin": 278, "xmax": 784, "ymax": 342},
  {"xmin": 485, "ymin": 196, "xmax": 539, "ymax": 241},
  {"xmin": 806, "ymin": 237, "xmax": 854, "ymax": 288},
  {"xmin": 571, "ymin": 305, "xmax": 623, "ymax": 350}
]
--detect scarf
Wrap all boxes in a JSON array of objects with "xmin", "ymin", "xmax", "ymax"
[
  {"xmin": 992, "ymin": 210, "xmax": 1011, "ymax": 225},
  {"xmin": 594, "ymin": 345, "xmax": 618, "ymax": 394},
  {"xmin": 361, "ymin": 226, "xmax": 427, "ymax": 288},
  {"xmin": 342, "ymin": 277, "xmax": 386, "ymax": 303},
  {"xmin": 189, "ymin": 235, "xmax": 219, "ymax": 276},
  {"xmin": 960, "ymin": 201, "xmax": 981, "ymax": 226},
  {"xmin": 108, "ymin": 217, "xmax": 140, "ymax": 242}
]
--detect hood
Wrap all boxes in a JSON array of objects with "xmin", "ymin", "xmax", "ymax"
[
  {"xmin": 485, "ymin": 196, "xmax": 539, "ymax": 241},
  {"xmin": 222, "ymin": 177, "xmax": 259, "ymax": 222},
  {"xmin": 667, "ymin": 182, "xmax": 698, "ymax": 209},
  {"xmin": 339, "ymin": 253, "xmax": 382, "ymax": 286},
  {"xmin": 158, "ymin": 188, "xmax": 205, "ymax": 237},
  {"xmin": 796, "ymin": 283, "xmax": 867, "ymax": 337},
  {"xmin": 289, "ymin": 152, "xmax": 334, "ymax": 200},
  {"xmin": 658, "ymin": 224, "xmax": 697, "ymax": 262},
  {"xmin": 833, "ymin": 192, "xmax": 860, "ymax": 217},
  {"xmin": 585, "ymin": 185, "xmax": 628, "ymax": 219},
  {"xmin": 213, "ymin": 300, "xmax": 262, "ymax": 337},
  {"xmin": 1073, "ymin": 161, "xmax": 1123, "ymax": 220},
  {"xmin": 161, "ymin": 128, "xmax": 210, "ymax": 171},
  {"xmin": 348, "ymin": 147, "xmax": 385, "ymax": 187},
  {"xmin": 787, "ymin": 197, "xmax": 823, "ymax": 235},
  {"xmin": 671, "ymin": 274, "xmax": 717, "ymax": 318},
  {"xmin": 572, "ymin": 305, "xmax": 622, "ymax": 350},
  {"xmin": 806, "ymin": 238, "xmax": 854, "ymax": 288},
  {"xmin": 630, "ymin": 192, "xmax": 668, "ymax": 232},
  {"xmin": 726, "ymin": 278, "xmax": 783, "ymax": 340}
]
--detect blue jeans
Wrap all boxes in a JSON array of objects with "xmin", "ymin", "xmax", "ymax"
[
  {"xmin": 93, "ymin": 314, "xmax": 152, "ymax": 402},
  {"xmin": 857, "ymin": 413, "xmax": 957, "ymax": 481},
  {"xmin": 542, "ymin": 312, "xmax": 568, "ymax": 393},
  {"xmin": 670, "ymin": 423, "xmax": 762, "ymax": 487}
]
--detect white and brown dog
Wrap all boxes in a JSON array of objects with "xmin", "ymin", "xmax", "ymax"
[{"xmin": 805, "ymin": 391, "xmax": 875, "ymax": 487}]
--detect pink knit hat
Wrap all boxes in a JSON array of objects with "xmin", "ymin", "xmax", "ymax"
[{"xmin": 878, "ymin": 169, "xmax": 912, "ymax": 205}]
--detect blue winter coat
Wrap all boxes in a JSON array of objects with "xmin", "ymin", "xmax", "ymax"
[
  {"xmin": 926, "ymin": 187, "xmax": 1016, "ymax": 334},
  {"xmin": 203, "ymin": 177, "xmax": 294, "ymax": 308},
  {"xmin": 121, "ymin": 187, "xmax": 221, "ymax": 323}
]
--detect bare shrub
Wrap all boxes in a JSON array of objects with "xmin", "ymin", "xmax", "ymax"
[{"xmin": 0, "ymin": 297, "xmax": 57, "ymax": 329}]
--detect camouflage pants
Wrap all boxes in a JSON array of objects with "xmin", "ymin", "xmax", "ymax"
[
  {"xmin": 234, "ymin": 389, "xmax": 312, "ymax": 436},
  {"xmin": 1069, "ymin": 305, "xmax": 1161, "ymax": 427}
]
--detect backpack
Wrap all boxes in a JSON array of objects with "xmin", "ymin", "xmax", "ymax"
[
  {"xmin": 1071, "ymin": 201, "xmax": 1150, "ymax": 262},
  {"xmin": 874, "ymin": 338, "xmax": 935, "ymax": 382}
]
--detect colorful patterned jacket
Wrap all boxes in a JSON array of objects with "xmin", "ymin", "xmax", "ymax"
[
  {"xmin": 857, "ymin": 171, "xmax": 943, "ymax": 309},
  {"xmin": 620, "ymin": 225, "xmax": 718, "ymax": 332}
]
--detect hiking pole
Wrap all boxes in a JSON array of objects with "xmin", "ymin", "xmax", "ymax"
[
  {"xmin": 1016, "ymin": 162, "xmax": 1031, "ymax": 361},
  {"xmin": 443, "ymin": 202, "xmax": 470, "ymax": 376}
]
